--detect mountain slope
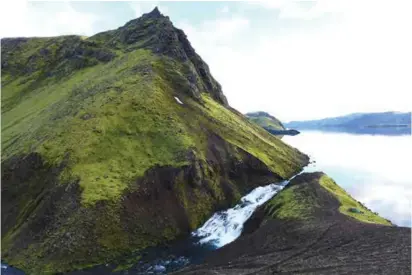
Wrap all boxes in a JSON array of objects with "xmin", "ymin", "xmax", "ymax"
[
  {"xmin": 177, "ymin": 173, "xmax": 411, "ymax": 275},
  {"xmin": 286, "ymin": 112, "xmax": 412, "ymax": 129},
  {"xmin": 1, "ymin": 8, "xmax": 308, "ymax": 274},
  {"xmin": 246, "ymin": 112, "xmax": 285, "ymax": 131}
]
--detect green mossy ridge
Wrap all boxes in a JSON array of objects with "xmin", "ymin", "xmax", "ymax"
[
  {"xmin": 2, "ymin": 47, "xmax": 303, "ymax": 206},
  {"xmin": 319, "ymin": 175, "xmax": 392, "ymax": 225},
  {"xmin": 2, "ymin": 15, "xmax": 308, "ymax": 272},
  {"xmin": 265, "ymin": 181, "xmax": 315, "ymax": 220},
  {"xmin": 2, "ymin": 49, "xmax": 198, "ymax": 206},
  {"xmin": 200, "ymin": 95, "xmax": 303, "ymax": 179},
  {"xmin": 265, "ymin": 174, "xmax": 391, "ymax": 226}
]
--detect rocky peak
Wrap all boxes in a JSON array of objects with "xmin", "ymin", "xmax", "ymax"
[
  {"xmin": 143, "ymin": 7, "xmax": 162, "ymax": 19},
  {"xmin": 101, "ymin": 8, "xmax": 228, "ymax": 106}
]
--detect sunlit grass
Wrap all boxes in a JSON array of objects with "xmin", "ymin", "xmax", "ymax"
[{"xmin": 319, "ymin": 175, "xmax": 392, "ymax": 225}]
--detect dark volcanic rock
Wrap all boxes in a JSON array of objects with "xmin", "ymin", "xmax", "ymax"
[
  {"xmin": 1, "ymin": 36, "xmax": 116, "ymax": 80},
  {"xmin": 175, "ymin": 172, "xmax": 411, "ymax": 275}
]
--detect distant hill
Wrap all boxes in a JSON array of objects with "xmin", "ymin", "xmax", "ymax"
[
  {"xmin": 246, "ymin": 111, "xmax": 285, "ymax": 131},
  {"xmin": 246, "ymin": 112, "xmax": 301, "ymax": 136},
  {"xmin": 246, "ymin": 112, "xmax": 302, "ymax": 136},
  {"xmin": 285, "ymin": 112, "xmax": 411, "ymax": 131}
]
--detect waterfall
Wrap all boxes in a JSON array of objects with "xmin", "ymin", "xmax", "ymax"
[{"xmin": 192, "ymin": 183, "xmax": 285, "ymax": 247}]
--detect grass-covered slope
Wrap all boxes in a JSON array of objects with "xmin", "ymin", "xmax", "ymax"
[
  {"xmin": 1, "ymin": 8, "xmax": 308, "ymax": 274},
  {"xmin": 265, "ymin": 173, "xmax": 392, "ymax": 225},
  {"xmin": 246, "ymin": 111, "xmax": 285, "ymax": 131}
]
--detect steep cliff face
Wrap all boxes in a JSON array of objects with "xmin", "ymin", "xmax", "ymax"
[{"xmin": 1, "ymin": 8, "xmax": 308, "ymax": 274}]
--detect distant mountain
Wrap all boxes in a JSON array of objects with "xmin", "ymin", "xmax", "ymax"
[
  {"xmin": 246, "ymin": 111, "xmax": 285, "ymax": 131},
  {"xmin": 246, "ymin": 112, "xmax": 300, "ymax": 137},
  {"xmin": 285, "ymin": 112, "xmax": 411, "ymax": 131}
]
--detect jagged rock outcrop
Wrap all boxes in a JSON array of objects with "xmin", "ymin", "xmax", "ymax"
[
  {"xmin": 1, "ymin": 36, "xmax": 116, "ymax": 79},
  {"xmin": 93, "ymin": 7, "xmax": 227, "ymax": 105}
]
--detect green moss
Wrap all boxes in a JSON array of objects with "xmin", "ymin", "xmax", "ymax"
[
  {"xmin": 319, "ymin": 175, "xmax": 392, "ymax": 225},
  {"xmin": 2, "ymin": 49, "xmax": 198, "ymax": 206},
  {"xmin": 2, "ymin": 28, "xmax": 308, "ymax": 273},
  {"xmin": 199, "ymin": 94, "xmax": 304, "ymax": 179},
  {"xmin": 2, "ymin": 44, "xmax": 305, "ymax": 206},
  {"xmin": 265, "ymin": 182, "xmax": 316, "ymax": 220},
  {"xmin": 265, "ymin": 174, "xmax": 392, "ymax": 226}
]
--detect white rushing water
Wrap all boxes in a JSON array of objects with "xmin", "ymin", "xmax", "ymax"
[{"xmin": 192, "ymin": 182, "xmax": 286, "ymax": 247}]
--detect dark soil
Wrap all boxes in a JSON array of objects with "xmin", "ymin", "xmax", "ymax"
[{"xmin": 175, "ymin": 172, "xmax": 411, "ymax": 275}]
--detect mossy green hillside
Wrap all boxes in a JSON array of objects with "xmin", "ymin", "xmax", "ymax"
[
  {"xmin": 265, "ymin": 179, "xmax": 315, "ymax": 220},
  {"xmin": 1, "ymin": 9, "xmax": 308, "ymax": 274},
  {"xmin": 2, "ymin": 48, "xmax": 305, "ymax": 206},
  {"xmin": 265, "ymin": 173, "xmax": 391, "ymax": 226},
  {"xmin": 319, "ymin": 175, "xmax": 392, "ymax": 225},
  {"xmin": 200, "ymin": 96, "xmax": 303, "ymax": 178}
]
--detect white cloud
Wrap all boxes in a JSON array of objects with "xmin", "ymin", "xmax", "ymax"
[
  {"xmin": 176, "ymin": 15, "xmax": 249, "ymax": 51},
  {"xmin": 54, "ymin": 5, "xmax": 100, "ymax": 35},
  {"xmin": 1, "ymin": 1, "xmax": 410, "ymax": 121},
  {"xmin": 249, "ymin": 0, "xmax": 287, "ymax": 10},
  {"xmin": 254, "ymin": 0, "xmax": 350, "ymax": 19},
  {"xmin": 176, "ymin": 1, "xmax": 412, "ymax": 121},
  {"xmin": 0, "ymin": 0, "xmax": 99, "ymax": 37},
  {"xmin": 220, "ymin": 6, "xmax": 230, "ymax": 14},
  {"xmin": 202, "ymin": 18, "xmax": 250, "ymax": 44}
]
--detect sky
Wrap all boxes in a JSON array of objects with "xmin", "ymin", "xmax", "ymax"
[{"xmin": 1, "ymin": 1, "xmax": 411, "ymax": 122}]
